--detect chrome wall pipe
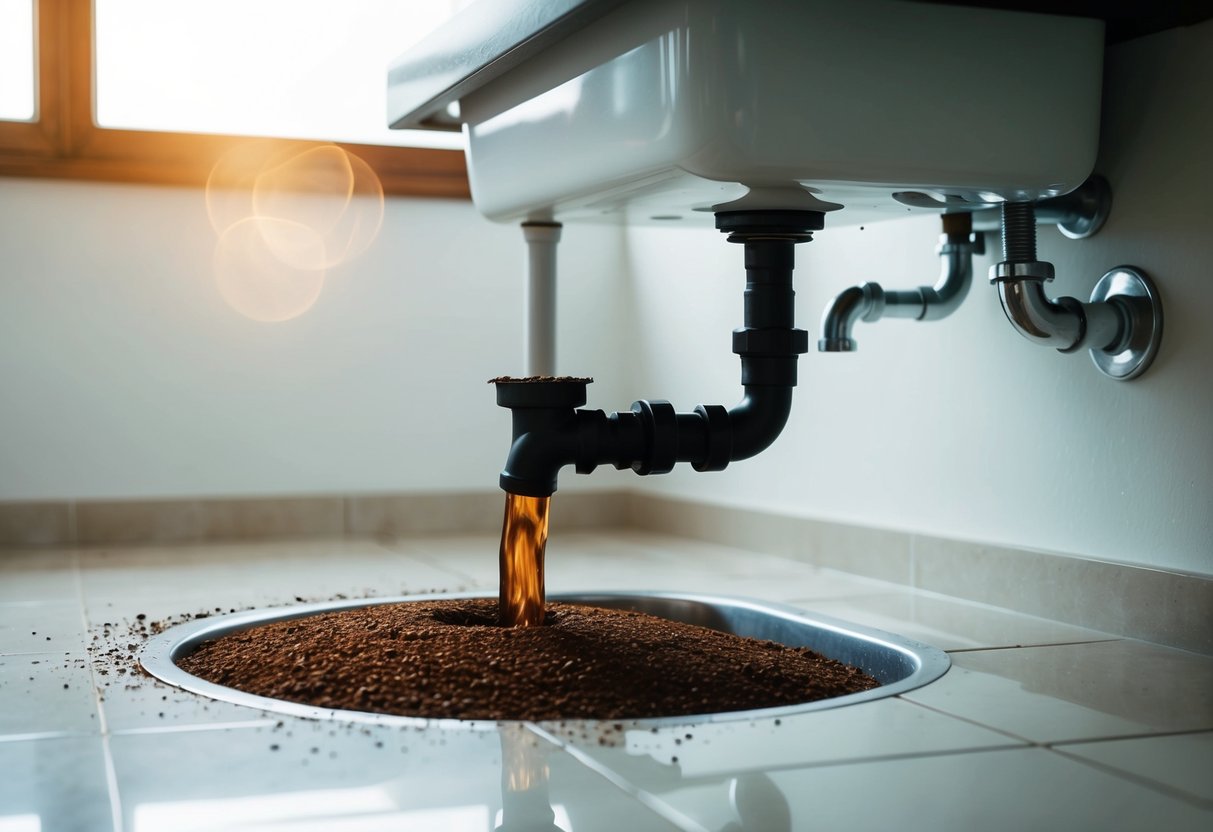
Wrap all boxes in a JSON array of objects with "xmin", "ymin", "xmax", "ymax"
[
  {"xmin": 996, "ymin": 279, "xmax": 1125, "ymax": 353},
  {"xmin": 990, "ymin": 200, "xmax": 1163, "ymax": 380},
  {"xmin": 818, "ymin": 213, "xmax": 974, "ymax": 352}
]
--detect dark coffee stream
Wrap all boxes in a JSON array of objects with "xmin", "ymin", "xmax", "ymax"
[{"xmin": 498, "ymin": 493, "xmax": 549, "ymax": 627}]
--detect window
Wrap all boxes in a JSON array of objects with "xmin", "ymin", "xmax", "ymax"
[
  {"xmin": 0, "ymin": 0, "xmax": 36, "ymax": 121},
  {"xmin": 93, "ymin": 0, "xmax": 463, "ymax": 150},
  {"xmin": 0, "ymin": 0, "xmax": 468, "ymax": 196}
]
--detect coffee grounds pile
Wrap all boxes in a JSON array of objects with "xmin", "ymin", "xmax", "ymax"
[{"xmin": 178, "ymin": 599, "xmax": 879, "ymax": 721}]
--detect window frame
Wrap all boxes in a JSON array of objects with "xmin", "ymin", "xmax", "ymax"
[{"xmin": 0, "ymin": 0, "xmax": 469, "ymax": 197}]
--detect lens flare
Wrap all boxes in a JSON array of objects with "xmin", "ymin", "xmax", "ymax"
[
  {"xmin": 205, "ymin": 141, "xmax": 298, "ymax": 236},
  {"xmin": 205, "ymin": 141, "xmax": 384, "ymax": 322},
  {"xmin": 253, "ymin": 145, "xmax": 385, "ymax": 270},
  {"xmin": 214, "ymin": 217, "xmax": 326, "ymax": 323}
]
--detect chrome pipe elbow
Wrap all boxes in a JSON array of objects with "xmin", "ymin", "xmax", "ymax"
[
  {"xmin": 919, "ymin": 239, "xmax": 974, "ymax": 321},
  {"xmin": 989, "ymin": 199, "xmax": 1161, "ymax": 380},
  {"xmin": 995, "ymin": 278, "xmax": 1084, "ymax": 350},
  {"xmin": 817, "ymin": 285, "xmax": 870, "ymax": 352},
  {"xmin": 817, "ymin": 220, "xmax": 974, "ymax": 351},
  {"xmin": 995, "ymin": 276, "xmax": 1131, "ymax": 355}
]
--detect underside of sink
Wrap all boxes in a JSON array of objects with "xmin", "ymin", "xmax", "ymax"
[
  {"xmin": 140, "ymin": 591, "xmax": 950, "ymax": 728},
  {"xmin": 390, "ymin": 0, "xmax": 1105, "ymax": 226}
]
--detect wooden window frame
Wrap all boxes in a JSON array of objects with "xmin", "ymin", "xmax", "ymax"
[{"xmin": 0, "ymin": 0, "xmax": 469, "ymax": 197}]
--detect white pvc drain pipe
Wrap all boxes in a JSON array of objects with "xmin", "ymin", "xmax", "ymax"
[{"xmin": 522, "ymin": 221, "xmax": 562, "ymax": 376}]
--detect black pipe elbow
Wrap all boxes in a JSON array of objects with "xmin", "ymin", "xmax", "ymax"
[
  {"xmin": 494, "ymin": 378, "xmax": 588, "ymax": 498},
  {"xmin": 499, "ymin": 416, "xmax": 577, "ymax": 497},
  {"xmin": 493, "ymin": 209, "xmax": 822, "ymax": 497},
  {"xmin": 728, "ymin": 386, "xmax": 794, "ymax": 461}
]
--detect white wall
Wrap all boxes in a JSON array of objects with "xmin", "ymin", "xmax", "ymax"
[
  {"xmin": 0, "ymin": 180, "xmax": 630, "ymax": 499},
  {"xmin": 1, "ymin": 22, "xmax": 1208, "ymax": 577},
  {"xmin": 617, "ymin": 23, "xmax": 1213, "ymax": 576}
]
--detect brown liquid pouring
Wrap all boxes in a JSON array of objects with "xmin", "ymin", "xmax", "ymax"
[{"xmin": 498, "ymin": 493, "xmax": 550, "ymax": 627}]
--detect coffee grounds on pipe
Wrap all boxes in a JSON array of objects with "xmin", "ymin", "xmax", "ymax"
[
  {"xmin": 177, "ymin": 599, "xmax": 879, "ymax": 721},
  {"xmin": 488, "ymin": 376, "xmax": 593, "ymax": 384}
]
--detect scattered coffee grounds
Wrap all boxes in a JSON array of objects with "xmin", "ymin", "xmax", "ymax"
[{"xmin": 177, "ymin": 599, "xmax": 879, "ymax": 721}]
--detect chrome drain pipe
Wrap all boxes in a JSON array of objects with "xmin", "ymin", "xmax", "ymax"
[{"xmin": 818, "ymin": 213, "xmax": 975, "ymax": 352}]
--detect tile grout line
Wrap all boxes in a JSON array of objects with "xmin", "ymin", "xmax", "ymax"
[
  {"xmin": 944, "ymin": 637, "xmax": 1123, "ymax": 654},
  {"xmin": 402, "ymin": 545, "xmax": 496, "ymax": 592},
  {"xmin": 895, "ymin": 695, "xmax": 1040, "ymax": 745},
  {"xmin": 901, "ymin": 692, "xmax": 1213, "ymax": 765},
  {"xmin": 0, "ymin": 730, "xmax": 87, "ymax": 743},
  {"xmin": 725, "ymin": 741, "xmax": 1033, "ymax": 777},
  {"xmin": 71, "ymin": 550, "xmax": 124, "ymax": 832},
  {"xmin": 1047, "ymin": 726, "xmax": 1213, "ymax": 748},
  {"xmin": 110, "ymin": 719, "xmax": 280, "ymax": 737},
  {"xmin": 1047, "ymin": 742, "xmax": 1213, "ymax": 810},
  {"xmin": 0, "ymin": 648, "xmax": 91, "ymax": 658}
]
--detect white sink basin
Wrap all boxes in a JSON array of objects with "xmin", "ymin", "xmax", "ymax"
[{"xmin": 390, "ymin": 0, "xmax": 1104, "ymax": 226}]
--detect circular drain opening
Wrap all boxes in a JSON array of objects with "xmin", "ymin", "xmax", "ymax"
[{"xmin": 141, "ymin": 592, "xmax": 950, "ymax": 727}]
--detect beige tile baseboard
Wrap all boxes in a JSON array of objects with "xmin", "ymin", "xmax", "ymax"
[
  {"xmin": 2, "ymin": 490, "xmax": 1207, "ymax": 653},
  {"xmin": 0, "ymin": 490, "xmax": 630, "ymax": 547},
  {"xmin": 346, "ymin": 490, "xmax": 629, "ymax": 537},
  {"xmin": 0, "ymin": 502, "xmax": 72, "ymax": 547},
  {"xmin": 625, "ymin": 493, "xmax": 915, "ymax": 584},
  {"xmin": 910, "ymin": 535, "xmax": 1212, "ymax": 657},
  {"xmin": 627, "ymin": 493, "xmax": 1212, "ymax": 656}
]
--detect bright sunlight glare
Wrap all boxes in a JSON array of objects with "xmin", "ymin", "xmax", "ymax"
[
  {"xmin": 0, "ymin": 0, "xmax": 36, "ymax": 121},
  {"xmin": 93, "ymin": 0, "xmax": 466, "ymax": 148}
]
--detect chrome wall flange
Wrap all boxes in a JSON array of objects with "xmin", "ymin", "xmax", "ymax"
[
  {"xmin": 1055, "ymin": 174, "xmax": 1112, "ymax": 240},
  {"xmin": 971, "ymin": 175, "xmax": 1112, "ymax": 240},
  {"xmin": 1088, "ymin": 266, "xmax": 1163, "ymax": 380}
]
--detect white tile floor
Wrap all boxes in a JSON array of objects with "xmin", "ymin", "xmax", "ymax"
[{"xmin": 2, "ymin": 531, "xmax": 1210, "ymax": 831}]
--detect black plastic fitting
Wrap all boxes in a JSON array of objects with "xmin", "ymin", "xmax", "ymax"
[{"xmin": 494, "ymin": 210, "xmax": 822, "ymax": 497}]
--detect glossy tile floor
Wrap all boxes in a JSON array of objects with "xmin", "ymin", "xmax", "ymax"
[{"xmin": 2, "ymin": 531, "xmax": 1210, "ymax": 831}]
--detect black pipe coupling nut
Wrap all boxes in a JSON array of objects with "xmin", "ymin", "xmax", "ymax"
[
  {"xmin": 630, "ymin": 400, "xmax": 677, "ymax": 475},
  {"xmin": 715, "ymin": 210, "xmax": 825, "ymax": 241},
  {"xmin": 692, "ymin": 404, "xmax": 731, "ymax": 472},
  {"xmin": 732, "ymin": 328, "xmax": 810, "ymax": 356}
]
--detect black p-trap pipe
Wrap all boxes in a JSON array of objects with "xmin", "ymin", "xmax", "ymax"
[{"xmin": 493, "ymin": 210, "xmax": 822, "ymax": 498}]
